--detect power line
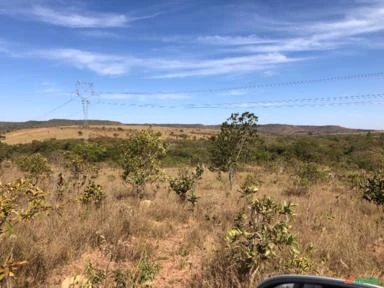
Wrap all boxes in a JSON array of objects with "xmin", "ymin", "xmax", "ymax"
[
  {"xmin": 76, "ymin": 81, "xmax": 95, "ymax": 141},
  {"xmin": 93, "ymin": 92, "xmax": 384, "ymax": 109},
  {"xmin": 96, "ymin": 71, "xmax": 384, "ymax": 96},
  {"xmin": 38, "ymin": 97, "xmax": 75, "ymax": 119},
  {"xmin": 34, "ymin": 71, "xmax": 384, "ymax": 119}
]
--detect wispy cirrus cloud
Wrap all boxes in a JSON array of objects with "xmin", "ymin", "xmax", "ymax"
[
  {"xmin": 226, "ymin": 1, "xmax": 384, "ymax": 54},
  {"xmin": 2, "ymin": 0, "xmax": 381, "ymax": 79},
  {"xmin": 151, "ymin": 53, "xmax": 299, "ymax": 78},
  {"xmin": 195, "ymin": 35, "xmax": 279, "ymax": 46},
  {"xmin": 77, "ymin": 30, "xmax": 121, "ymax": 39},
  {"xmin": 0, "ymin": 37, "xmax": 19, "ymax": 57},
  {"xmin": 29, "ymin": 5, "xmax": 128, "ymax": 28},
  {"xmin": 0, "ymin": 3, "xmax": 161, "ymax": 29},
  {"xmin": 28, "ymin": 48, "xmax": 300, "ymax": 78},
  {"xmin": 158, "ymin": 1, "xmax": 384, "ymax": 56},
  {"xmin": 158, "ymin": 35, "xmax": 279, "ymax": 46},
  {"xmin": 32, "ymin": 49, "xmax": 137, "ymax": 75}
]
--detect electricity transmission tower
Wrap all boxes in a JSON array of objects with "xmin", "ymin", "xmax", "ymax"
[{"xmin": 76, "ymin": 81, "xmax": 95, "ymax": 142}]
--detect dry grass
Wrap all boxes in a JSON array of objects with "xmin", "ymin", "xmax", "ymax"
[
  {"xmin": 3, "ymin": 125, "xmax": 217, "ymax": 144},
  {"xmin": 1, "ymin": 159, "xmax": 383, "ymax": 287}
]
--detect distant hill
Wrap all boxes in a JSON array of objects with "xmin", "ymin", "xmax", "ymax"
[
  {"xmin": 0, "ymin": 119, "xmax": 121, "ymax": 134},
  {"xmin": 256, "ymin": 124, "xmax": 372, "ymax": 135},
  {"xmin": 0, "ymin": 119, "xmax": 375, "ymax": 136}
]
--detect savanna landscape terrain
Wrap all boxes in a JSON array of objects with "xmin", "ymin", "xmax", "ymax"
[
  {"xmin": 0, "ymin": 113, "xmax": 383, "ymax": 288},
  {"xmin": 2, "ymin": 0, "xmax": 384, "ymax": 287}
]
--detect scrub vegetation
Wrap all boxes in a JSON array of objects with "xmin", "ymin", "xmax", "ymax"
[{"xmin": 0, "ymin": 112, "xmax": 383, "ymax": 287}]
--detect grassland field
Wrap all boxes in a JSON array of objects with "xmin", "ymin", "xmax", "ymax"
[{"xmin": 0, "ymin": 123, "xmax": 383, "ymax": 288}]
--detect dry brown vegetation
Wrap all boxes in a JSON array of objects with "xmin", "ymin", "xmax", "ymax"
[
  {"xmin": 2, "ymin": 125, "xmax": 217, "ymax": 145},
  {"xmin": 0, "ymin": 124, "xmax": 383, "ymax": 288}
]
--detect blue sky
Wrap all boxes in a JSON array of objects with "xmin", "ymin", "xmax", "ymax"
[{"xmin": 0, "ymin": 0, "xmax": 383, "ymax": 128}]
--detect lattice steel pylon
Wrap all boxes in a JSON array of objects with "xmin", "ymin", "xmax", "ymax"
[{"xmin": 76, "ymin": 81, "xmax": 95, "ymax": 142}]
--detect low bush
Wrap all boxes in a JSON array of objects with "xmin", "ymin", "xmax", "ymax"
[
  {"xmin": 79, "ymin": 181, "xmax": 105, "ymax": 208},
  {"xmin": 15, "ymin": 153, "xmax": 52, "ymax": 183},
  {"xmin": 362, "ymin": 172, "xmax": 384, "ymax": 205},
  {"xmin": 169, "ymin": 164, "xmax": 203, "ymax": 206}
]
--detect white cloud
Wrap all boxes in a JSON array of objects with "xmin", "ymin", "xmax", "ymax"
[
  {"xmin": 0, "ymin": 38, "xmax": 19, "ymax": 57},
  {"xmin": 29, "ymin": 5, "xmax": 128, "ymax": 28},
  {"xmin": 152, "ymin": 53, "xmax": 300, "ymax": 78},
  {"xmin": 158, "ymin": 35, "xmax": 279, "ymax": 46},
  {"xmin": 32, "ymin": 49, "xmax": 138, "ymax": 76},
  {"xmin": 195, "ymin": 35, "xmax": 279, "ymax": 46},
  {"xmin": 178, "ymin": 1, "xmax": 384, "ymax": 55},
  {"xmin": 29, "ymin": 48, "xmax": 300, "ymax": 78},
  {"xmin": 78, "ymin": 30, "xmax": 121, "ymax": 39},
  {"xmin": 36, "ymin": 81, "xmax": 62, "ymax": 94},
  {"xmin": 4, "ymin": 1, "xmax": 381, "ymax": 79},
  {"xmin": 224, "ymin": 89, "xmax": 248, "ymax": 96},
  {"xmin": 0, "ymin": 3, "xmax": 161, "ymax": 29}
]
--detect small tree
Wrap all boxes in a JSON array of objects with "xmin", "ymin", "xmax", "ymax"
[
  {"xmin": 362, "ymin": 172, "xmax": 384, "ymax": 205},
  {"xmin": 72, "ymin": 142, "xmax": 107, "ymax": 163},
  {"xmin": 15, "ymin": 153, "xmax": 52, "ymax": 184},
  {"xmin": 120, "ymin": 129, "xmax": 167, "ymax": 197},
  {"xmin": 79, "ymin": 181, "xmax": 105, "ymax": 208},
  {"xmin": 209, "ymin": 112, "xmax": 258, "ymax": 190},
  {"xmin": 0, "ymin": 179, "xmax": 50, "ymax": 284},
  {"xmin": 169, "ymin": 164, "xmax": 203, "ymax": 206},
  {"xmin": 225, "ymin": 196, "xmax": 310, "ymax": 282}
]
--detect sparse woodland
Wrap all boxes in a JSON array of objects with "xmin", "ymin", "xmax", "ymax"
[{"xmin": 0, "ymin": 112, "xmax": 383, "ymax": 288}]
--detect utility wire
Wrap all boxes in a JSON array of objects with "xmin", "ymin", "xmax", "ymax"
[
  {"xmin": 38, "ymin": 97, "xmax": 75, "ymax": 119},
  {"xmin": 97, "ymin": 71, "xmax": 384, "ymax": 96},
  {"xmin": 35, "ymin": 71, "xmax": 384, "ymax": 119},
  {"xmin": 94, "ymin": 92, "xmax": 384, "ymax": 109}
]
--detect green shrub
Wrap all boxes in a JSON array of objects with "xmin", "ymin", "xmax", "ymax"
[
  {"xmin": 84, "ymin": 262, "xmax": 106, "ymax": 286},
  {"xmin": 133, "ymin": 258, "xmax": 159, "ymax": 284},
  {"xmin": 72, "ymin": 142, "xmax": 107, "ymax": 163},
  {"xmin": 113, "ymin": 270, "xmax": 130, "ymax": 288},
  {"xmin": 225, "ymin": 196, "xmax": 310, "ymax": 280},
  {"xmin": 79, "ymin": 181, "xmax": 105, "ymax": 208},
  {"xmin": 169, "ymin": 164, "xmax": 203, "ymax": 206},
  {"xmin": 239, "ymin": 174, "xmax": 260, "ymax": 199},
  {"xmin": 0, "ymin": 179, "xmax": 50, "ymax": 285},
  {"xmin": 209, "ymin": 112, "xmax": 258, "ymax": 190},
  {"xmin": 362, "ymin": 172, "xmax": 384, "ymax": 205},
  {"xmin": 287, "ymin": 162, "xmax": 328, "ymax": 196},
  {"xmin": 120, "ymin": 129, "xmax": 167, "ymax": 197},
  {"xmin": 15, "ymin": 153, "xmax": 52, "ymax": 183}
]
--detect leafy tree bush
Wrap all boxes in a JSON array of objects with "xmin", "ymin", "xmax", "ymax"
[
  {"xmin": 0, "ymin": 179, "xmax": 50, "ymax": 236},
  {"xmin": 162, "ymin": 139, "xmax": 210, "ymax": 167},
  {"xmin": 72, "ymin": 142, "xmax": 107, "ymax": 163},
  {"xmin": 289, "ymin": 138, "xmax": 324, "ymax": 162},
  {"xmin": 79, "ymin": 181, "xmax": 105, "ymax": 208},
  {"xmin": 225, "ymin": 196, "xmax": 310, "ymax": 282},
  {"xmin": 239, "ymin": 174, "xmax": 260, "ymax": 199},
  {"xmin": 286, "ymin": 162, "xmax": 328, "ymax": 196},
  {"xmin": 15, "ymin": 153, "xmax": 52, "ymax": 184},
  {"xmin": 0, "ymin": 179, "xmax": 50, "ymax": 284},
  {"xmin": 209, "ymin": 112, "xmax": 258, "ymax": 190},
  {"xmin": 362, "ymin": 172, "xmax": 384, "ymax": 205},
  {"xmin": 120, "ymin": 129, "xmax": 167, "ymax": 197},
  {"xmin": 169, "ymin": 164, "xmax": 203, "ymax": 206}
]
